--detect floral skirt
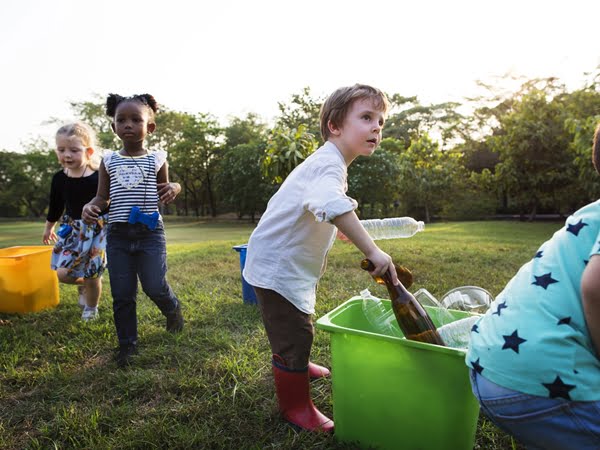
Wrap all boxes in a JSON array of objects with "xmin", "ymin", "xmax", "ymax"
[{"xmin": 51, "ymin": 215, "xmax": 108, "ymax": 279}]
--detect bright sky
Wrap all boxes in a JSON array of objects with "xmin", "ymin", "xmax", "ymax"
[{"xmin": 1, "ymin": 0, "xmax": 598, "ymax": 151}]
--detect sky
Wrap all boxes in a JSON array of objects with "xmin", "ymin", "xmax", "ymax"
[{"xmin": 0, "ymin": 0, "xmax": 599, "ymax": 151}]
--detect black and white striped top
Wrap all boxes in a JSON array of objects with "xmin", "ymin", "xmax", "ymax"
[{"xmin": 104, "ymin": 150, "xmax": 167, "ymax": 223}]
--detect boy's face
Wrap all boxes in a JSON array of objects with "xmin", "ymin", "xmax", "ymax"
[{"xmin": 330, "ymin": 98, "xmax": 385, "ymax": 161}]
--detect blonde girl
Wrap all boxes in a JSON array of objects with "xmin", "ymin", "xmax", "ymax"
[{"xmin": 43, "ymin": 122, "xmax": 108, "ymax": 321}]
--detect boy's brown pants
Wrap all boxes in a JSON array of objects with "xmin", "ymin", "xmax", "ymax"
[{"xmin": 253, "ymin": 287, "xmax": 314, "ymax": 370}]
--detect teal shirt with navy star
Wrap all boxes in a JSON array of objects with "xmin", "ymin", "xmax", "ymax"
[{"xmin": 466, "ymin": 200, "xmax": 600, "ymax": 401}]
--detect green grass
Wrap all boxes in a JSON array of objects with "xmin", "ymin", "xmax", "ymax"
[{"xmin": 0, "ymin": 220, "xmax": 561, "ymax": 449}]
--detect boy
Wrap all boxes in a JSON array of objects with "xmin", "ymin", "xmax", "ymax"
[{"xmin": 244, "ymin": 84, "xmax": 399, "ymax": 432}]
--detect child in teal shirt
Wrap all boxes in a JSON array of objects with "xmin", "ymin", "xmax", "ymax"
[{"xmin": 466, "ymin": 123, "xmax": 600, "ymax": 450}]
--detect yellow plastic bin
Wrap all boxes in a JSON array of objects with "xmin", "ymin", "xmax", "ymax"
[
  {"xmin": 0, "ymin": 246, "xmax": 59, "ymax": 313},
  {"xmin": 315, "ymin": 297, "xmax": 480, "ymax": 450}
]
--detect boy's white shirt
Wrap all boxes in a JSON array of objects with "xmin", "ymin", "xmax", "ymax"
[{"xmin": 243, "ymin": 141, "xmax": 358, "ymax": 314}]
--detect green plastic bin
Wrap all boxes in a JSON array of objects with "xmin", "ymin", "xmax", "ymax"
[{"xmin": 315, "ymin": 297, "xmax": 480, "ymax": 450}]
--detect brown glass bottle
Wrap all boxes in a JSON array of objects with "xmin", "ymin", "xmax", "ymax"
[{"xmin": 361, "ymin": 259, "xmax": 445, "ymax": 346}]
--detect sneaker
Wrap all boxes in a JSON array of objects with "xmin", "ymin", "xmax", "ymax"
[
  {"xmin": 81, "ymin": 307, "xmax": 98, "ymax": 322},
  {"xmin": 78, "ymin": 286, "xmax": 86, "ymax": 309},
  {"xmin": 116, "ymin": 343, "xmax": 138, "ymax": 368},
  {"xmin": 166, "ymin": 303, "xmax": 184, "ymax": 333}
]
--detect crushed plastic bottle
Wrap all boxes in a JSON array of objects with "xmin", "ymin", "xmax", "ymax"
[
  {"xmin": 360, "ymin": 217, "xmax": 425, "ymax": 240},
  {"xmin": 360, "ymin": 288, "xmax": 401, "ymax": 337},
  {"xmin": 413, "ymin": 288, "xmax": 455, "ymax": 326},
  {"xmin": 440, "ymin": 286, "xmax": 493, "ymax": 314},
  {"xmin": 437, "ymin": 316, "xmax": 481, "ymax": 349}
]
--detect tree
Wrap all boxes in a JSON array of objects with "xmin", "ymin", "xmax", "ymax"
[
  {"xmin": 384, "ymin": 95, "xmax": 464, "ymax": 149},
  {"xmin": 69, "ymin": 96, "xmax": 120, "ymax": 150},
  {"xmin": 261, "ymin": 124, "xmax": 317, "ymax": 185},
  {"xmin": 276, "ymin": 87, "xmax": 323, "ymax": 141},
  {"xmin": 347, "ymin": 148, "xmax": 401, "ymax": 218},
  {"xmin": 397, "ymin": 134, "xmax": 462, "ymax": 222},
  {"xmin": 567, "ymin": 115, "xmax": 600, "ymax": 202},
  {"xmin": 224, "ymin": 113, "xmax": 268, "ymax": 148},
  {"xmin": 0, "ymin": 151, "xmax": 27, "ymax": 216},
  {"xmin": 166, "ymin": 113, "xmax": 222, "ymax": 217},
  {"xmin": 491, "ymin": 86, "xmax": 574, "ymax": 219},
  {"xmin": 562, "ymin": 82, "xmax": 600, "ymax": 207},
  {"xmin": 378, "ymin": 137, "xmax": 405, "ymax": 155},
  {"xmin": 0, "ymin": 140, "xmax": 58, "ymax": 217},
  {"xmin": 216, "ymin": 143, "xmax": 275, "ymax": 222}
]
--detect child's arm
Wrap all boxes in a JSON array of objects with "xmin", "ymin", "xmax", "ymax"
[
  {"xmin": 42, "ymin": 221, "xmax": 57, "ymax": 244},
  {"xmin": 82, "ymin": 161, "xmax": 110, "ymax": 224},
  {"xmin": 333, "ymin": 210, "xmax": 399, "ymax": 285},
  {"xmin": 581, "ymin": 254, "xmax": 600, "ymax": 356},
  {"xmin": 44, "ymin": 174, "xmax": 61, "ymax": 244},
  {"xmin": 157, "ymin": 161, "xmax": 181, "ymax": 205}
]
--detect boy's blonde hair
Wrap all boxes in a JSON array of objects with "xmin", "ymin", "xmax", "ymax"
[
  {"xmin": 593, "ymin": 122, "xmax": 600, "ymax": 175},
  {"xmin": 55, "ymin": 122, "xmax": 101, "ymax": 170},
  {"xmin": 320, "ymin": 84, "xmax": 390, "ymax": 141}
]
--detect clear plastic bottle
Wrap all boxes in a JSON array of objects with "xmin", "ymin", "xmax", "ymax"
[
  {"xmin": 360, "ymin": 217, "xmax": 425, "ymax": 240},
  {"xmin": 436, "ymin": 316, "xmax": 481, "ymax": 349},
  {"xmin": 360, "ymin": 289, "xmax": 401, "ymax": 337}
]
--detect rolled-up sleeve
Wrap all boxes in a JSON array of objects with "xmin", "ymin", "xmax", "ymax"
[{"xmin": 303, "ymin": 164, "xmax": 357, "ymax": 223}]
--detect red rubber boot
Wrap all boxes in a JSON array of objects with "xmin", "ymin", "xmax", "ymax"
[
  {"xmin": 272, "ymin": 355, "xmax": 334, "ymax": 432},
  {"xmin": 308, "ymin": 361, "xmax": 331, "ymax": 380}
]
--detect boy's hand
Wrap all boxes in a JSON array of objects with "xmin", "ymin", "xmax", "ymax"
[
  {"xmin": 365, "ymin": 248, "xmax": 399, "ymax": 285},
  {"xmin": 158, "ymin": 182, "xmax": 181, "ymax": 205},
  {"xmin": 82, "ymin": 203, "xmax": 100, "ymax": 224}
]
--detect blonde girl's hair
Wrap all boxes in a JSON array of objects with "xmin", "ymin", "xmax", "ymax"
[
  {"xmin": 319, "ymin": 84, "xmax": 390, "ymax": 141},
  {"xmin": 55, "ymin": 122, "xmax": 101, "ymax": 170}
]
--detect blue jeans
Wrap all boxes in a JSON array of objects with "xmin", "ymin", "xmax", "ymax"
[
  {"xmin": 106, "ymin": 223, "xmax": 179, "ymax": 346},
  {"xmin": 470, "ymin": 369, "xmax": 600, "ymax": 450}
]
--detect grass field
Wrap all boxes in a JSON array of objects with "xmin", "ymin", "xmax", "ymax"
[{"xmin": 0, "ymin": 219, "xmax": 562, "ymax": 449}]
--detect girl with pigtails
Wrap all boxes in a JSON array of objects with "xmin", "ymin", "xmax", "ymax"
[{"xmin": 83, "ymin": 93, "xmax": 183, "ymax": 367}]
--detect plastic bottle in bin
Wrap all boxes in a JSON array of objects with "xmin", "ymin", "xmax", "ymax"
[
  {"xmin": 361, "ymin": 258, "xmax": 445, "ymax": 346},
  {"xmin": 360, "ymin": 217, "xmax": 424, "ymax": 240},
  {"xmin": 360, "ymin": 289, "xmax": 401, "ymax": 337},
  {"xmin": 437, "ymin": 316, "xmax": 481, "ymax": 349},
  {"xmin": 440, "ymin": 286, "xmax": 493, "ymax": 314}
]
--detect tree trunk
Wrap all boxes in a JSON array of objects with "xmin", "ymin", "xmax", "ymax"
[
  {"xmin": 528, "ymin": 203, "xmax": 537, "ymax": 222},
  {"xmin": 205, "ymin": 174, "xmax": 217, "ymax": 217}
]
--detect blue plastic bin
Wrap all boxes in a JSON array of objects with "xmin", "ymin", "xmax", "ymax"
[{"xmin": 232, "ymin": 244, "xmax": 258, "ymax": 305}]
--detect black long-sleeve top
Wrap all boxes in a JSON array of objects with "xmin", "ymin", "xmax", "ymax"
[{"xmin": 46, "ymin": 170, "xmax": 108, "ymax": 222}]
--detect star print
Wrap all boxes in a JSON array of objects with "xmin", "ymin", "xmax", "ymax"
[
  {"xmin": 471, "ymin": 324, "xmax": 479, "ymax": 333},
  {"xmin": 567, "ymin": 219, "xmax": 587, "ymax": 236},
  {"xmin": 532, "ymin": 273, "xmax": 558, "ymax": 290},
  {"xmin": 584, "ymin": 260, "xmax": 589, "ymax": 265},
  {"xmin": 534, "ymin": 250, "xmax": 543, "ymax": 258},
  {"xmin": 492, "ymin": 301, "xmax": 507, "ymax": 316},
  {"xmin": 502, "ymin": 330, "xmax": 527, "ymax": 353},
  {"xmin": 542, "ymin": 376, "xmax": 575, "ymax": 400},
  {"xmin": 557, "ymin": 317, "xmax": 571, "ymax": 325},
  {"xmin": 471, "ymin": 358, "xmax": 484, "ymax": 374}
]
